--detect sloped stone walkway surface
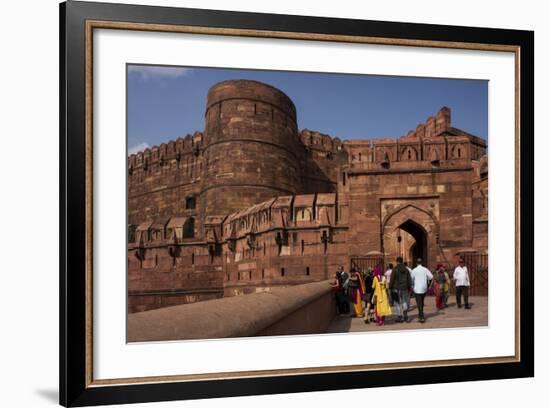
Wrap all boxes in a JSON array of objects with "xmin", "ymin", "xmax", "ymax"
[{"xmin": 327, "ymin": 296, "xmax": 488, "ymax": 333}]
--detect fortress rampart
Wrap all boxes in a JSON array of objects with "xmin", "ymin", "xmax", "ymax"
[
  {"xmin": 128, "ymin": 79, "xmax": 488, "ymax": 313},
  {"xmin": 127, "ymin": 131, "xmax": 203, "ymax": 232},
  {"xmin": 201, "ymin": 80, "xmax": 302, "ymax": 221}
]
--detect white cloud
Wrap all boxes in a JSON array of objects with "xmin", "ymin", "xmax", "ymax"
[
  {"xmin": 128, "ymin": 65, "xmax": 191, "ymax": 82},
  {"xmin": 128, "ymin": 142, "xmax": 150, "ymax": 155}
]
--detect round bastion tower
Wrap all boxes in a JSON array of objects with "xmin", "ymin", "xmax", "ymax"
[{"xmin": 200, "ymin": 79, "xmax": 301, "ymax": 220}]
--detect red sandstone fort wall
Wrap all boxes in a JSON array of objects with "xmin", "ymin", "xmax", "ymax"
[
  {"xmin": 127, "ymin": 132, "xmax": 203, "ymax": 234},
  {"xmin": 126, "ymin": 79, "xmax": 488, "ymax": 313},
  {"xmin": 219, "ymin": 193, "xmax": 348, "ymax": 297},
  {"xmin": 471, "ymin": 156, "xmax": 489, "ymax": 252},
  {"xmin": 298, "ymin": 129, "xmax": 347, "ymax": 193}
]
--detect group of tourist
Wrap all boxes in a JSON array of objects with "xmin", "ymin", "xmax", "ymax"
[{"xmin": 330, "ymin": 256, "xmax": 471, "ymax": 325}]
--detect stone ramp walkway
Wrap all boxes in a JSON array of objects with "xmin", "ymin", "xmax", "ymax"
[{"xmin": 327, "ymin": 296, "xmax": 488, "ymax": 333}]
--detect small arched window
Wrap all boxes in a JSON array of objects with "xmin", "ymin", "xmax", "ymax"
[
  {"xmin": 183, "ymin": 217, "xmax": 195, "ymax": 238},
  {"xmin": 185, "ymin": 195, "xmax": 196, "ymax": 209}
]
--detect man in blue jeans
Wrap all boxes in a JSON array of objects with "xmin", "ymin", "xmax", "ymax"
[
  {"xmin": 410, "ymin": 258, "xmax": 434, "ymax": 323},
  {"xmin": 389, "ymin": 257, "xmax": 413, "ymax": 323}
]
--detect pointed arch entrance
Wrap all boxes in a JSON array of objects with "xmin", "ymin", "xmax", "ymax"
[
  {"xmin": 399, "ymin": 219, "xmax": 428, "ymax": 266},
  {"xmin": 382, "ymin": 204, "xmax": 439, "ymax": 269}
]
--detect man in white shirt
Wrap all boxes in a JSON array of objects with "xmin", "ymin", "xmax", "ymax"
[
  {"xmin": 453, "ymin": 258, "xmax": 471, "ymax": 309},
  {"xmin": 410, "ymin": 258, "xmax": 433, "ymax": 323}
]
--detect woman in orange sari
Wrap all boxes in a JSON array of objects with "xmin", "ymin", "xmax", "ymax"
[{"xmin": 349, "ymin": 268, "xmax": 366, "ymax": 317}]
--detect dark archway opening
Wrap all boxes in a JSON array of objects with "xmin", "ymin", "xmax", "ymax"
[{"xmin": 399, "ymin": 219, "xmax": 428, "ymax": 268}]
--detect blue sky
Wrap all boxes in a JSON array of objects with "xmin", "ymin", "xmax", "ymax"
[{"xmin": 127, "ymin": 64, "xmax": 488, "ymax": 154}]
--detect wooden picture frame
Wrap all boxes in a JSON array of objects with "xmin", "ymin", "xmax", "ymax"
[{"xmin": 60, "ymin": 1, "xmax": 534, "ymax": 406}]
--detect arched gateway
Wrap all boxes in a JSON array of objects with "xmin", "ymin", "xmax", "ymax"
[{"xmin": 382, "ymin": 205, "xmax": 439, "ymax": 269}]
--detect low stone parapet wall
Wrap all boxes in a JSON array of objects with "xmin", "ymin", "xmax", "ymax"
[{"xmin": 128, "ymin": 280, "xmax": 336, "ymax": 342}]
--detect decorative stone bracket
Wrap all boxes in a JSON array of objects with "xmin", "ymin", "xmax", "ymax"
[
  {"xmin": 246, "ymin": 232, "xmax": 256, "ymax": 249},
  {"xmin": 275, "ymin": 230, "xmax": 289, "ymax": 246},
  {"xmin": 134, "ymin": 246, "xmax": 146, "ymax": 268},
  {"xmin": 275, "ymin": 230, "xmax": 289, "ymax": 255},
  {"xmin": 168, "ymin": 244, "xmax": 181, "ymax": 267},
  {"xmin": 320, "ymin": 228, "xmax": 331, "ymax": 253},
  {"xmin": 227, "ymin": 237, "xmax": 236, "ymax": 252},
  {"xmin": 134, "ymin": 247, "xmax": 145, "ymax": 261}
]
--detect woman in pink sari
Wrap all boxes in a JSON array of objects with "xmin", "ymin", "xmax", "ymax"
[{"xmin": 433, "ymin": 276, "xmax": 443, "ymax": 309}]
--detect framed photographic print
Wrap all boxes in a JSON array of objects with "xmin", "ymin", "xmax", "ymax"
[{"xmin": 60, "ymin": 0, "xmax": 534, "ymax": 406}]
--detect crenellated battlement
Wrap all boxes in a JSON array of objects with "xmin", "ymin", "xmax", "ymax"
[
  {"xmin": 344, "ymin": 107, "xmax": 486, "ymax": 166},
  {"xmin": 126, "ymin": 102, "xmax": 486, "ymax": 231},
  {"xmin": 127, "ymin": 131, "xmax": 204, "ymax": 227},
  {"xmin": 399, "ymin": 106, "xmax": 452, "ymax": 140},
  {"xmin": 297, "ymin": 129, "xmax": 347, "ymax": 195},
  {"xmin": 300, "ymin": 129, "xmax": 345, "ymax": 153},
  {"xmin": 128, "ymin": 131, "xmax": 204, "ymax": 171}
]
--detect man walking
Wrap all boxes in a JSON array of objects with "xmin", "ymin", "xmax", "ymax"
[
  {"xmin": 410, "ymin": 258, "xmax": 433, "ymax": 323},
  {"xmin": 453, "ymin": 258, "xmax": 471, "ymax": 309},
  {"xmin": 336, "ymin": 265, "xmax": 350, "ymax": 314},
  {"xmin": 384, "ymin": 263, "xmax": 394, "ymax": 307},
  {"xmin": 389, "ymin": 257, "xmax": 412, "ymax": 323}
]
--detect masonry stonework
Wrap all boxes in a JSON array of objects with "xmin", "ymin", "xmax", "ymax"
[{"xmin": 128, "ymin": 80, "xmax": 488, "ymax": 313}]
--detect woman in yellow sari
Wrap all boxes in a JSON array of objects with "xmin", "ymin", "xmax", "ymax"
[
  {"xmin": 349, "ymin": 268, "xmax": 366, "ymax": 317},
  {"xmin": 372, "ymin": 264, "xmax": 392, "ymax": 325}
]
